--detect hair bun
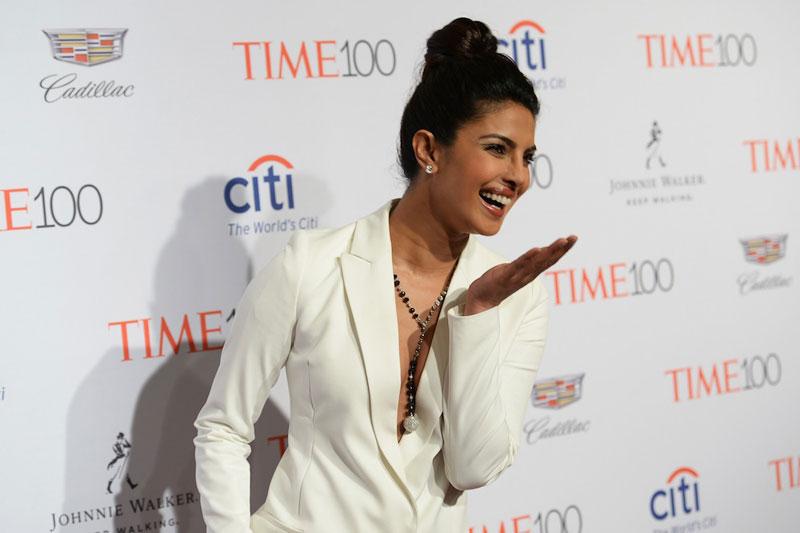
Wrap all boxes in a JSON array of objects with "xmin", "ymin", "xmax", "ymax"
[{"xmin": 424, "ymin": 17, "xmax": 497, "ymax": 71}]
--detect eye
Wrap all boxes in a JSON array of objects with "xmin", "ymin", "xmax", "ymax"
[
  {"xmin": 485, "ymin": 144, "xmax": 506, "ymax": 155},
  {"xmin": 524, "ymin": 152, "xmax": 536, "ymax": 165}
]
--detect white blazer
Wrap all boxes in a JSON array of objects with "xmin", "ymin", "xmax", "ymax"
[{"xmin": 194, "ymin": 198, "xmax": 549, "ymax": 533}]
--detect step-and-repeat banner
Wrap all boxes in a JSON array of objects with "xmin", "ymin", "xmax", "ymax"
[{"xmin": 1, "ymin": 1, "xmax": 798, "ymax": 531}]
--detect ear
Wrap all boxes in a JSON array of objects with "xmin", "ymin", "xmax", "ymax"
[{"xmin": 411, "ymin": 129, "xmax": 439, "ymax": 174}]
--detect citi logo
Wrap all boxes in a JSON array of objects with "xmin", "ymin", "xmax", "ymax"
[
  {"xmin": 232, "ymin": 38, "xmax": 396, "ymax": 80},
  {"xmin": 650, "ymin": 467, "xmax": 701, "ymax": 520},
  {"xmin": 498, "ymin": 20, "xmax": 547, "ymax": 72},
  {"xmin": 224, "ymin": 154, "xmax": 296, "ymax": 214}
]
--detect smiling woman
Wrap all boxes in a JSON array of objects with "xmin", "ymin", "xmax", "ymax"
[
  {"xmin": 397, "ymin": 17, "xmax": 541, "ymax": 238},
  {"xmin": 194, "ymin": 16, "xmax": 576, "ymax": 533}
]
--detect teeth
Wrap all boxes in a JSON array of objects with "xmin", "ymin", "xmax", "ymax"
[{"xmin": 479, "ymin": 191, "xmax": 511, "ymax": 206}]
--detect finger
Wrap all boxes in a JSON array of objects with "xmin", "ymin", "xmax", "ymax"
[
  {"xmin": 523, "ymin": 236, "xmax": 577, "ymax": 277},
  {"xmin": 513, "ymin": 236, "xmax": 578, "ymax": 278}
]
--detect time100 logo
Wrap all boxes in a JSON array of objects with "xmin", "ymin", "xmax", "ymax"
[
  {"xmin": 232, "ymin": 38, "xmax": 396, "ymax": 80},
  {"xmin": 0, "ymin": 184, "xmax": 103, "ymax": 232}
]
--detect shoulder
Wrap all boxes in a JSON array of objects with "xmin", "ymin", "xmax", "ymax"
[{"xmin": 285, "ymin": 218, "xmax": 357, "ymax": 261}]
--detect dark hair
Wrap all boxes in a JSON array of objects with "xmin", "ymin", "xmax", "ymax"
[{"xmin": 398, "ymin": 17, "xmax": 540, "ymax": 182}]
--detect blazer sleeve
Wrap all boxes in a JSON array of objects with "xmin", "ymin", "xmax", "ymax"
[
  {"xmin": 193, "ymin": 231, "xmax": 306, "ymax": 533},
  {"xmin": 441, "ymin": 278, "xmax": 548, "ymax": 491}
]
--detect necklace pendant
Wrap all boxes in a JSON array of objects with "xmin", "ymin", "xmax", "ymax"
[{"xmin": 403, "ymin": 414, "xmax": 419, "ymax": 433}]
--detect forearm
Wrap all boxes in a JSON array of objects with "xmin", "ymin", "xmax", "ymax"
[{"xmin": 442, "ymin": 281, "xmax": 548, "ymax": 490}]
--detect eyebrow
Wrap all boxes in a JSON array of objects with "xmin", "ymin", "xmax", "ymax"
[{"xmin": 479, "ymin": 133, "xmax": 537, "ymax": 153}]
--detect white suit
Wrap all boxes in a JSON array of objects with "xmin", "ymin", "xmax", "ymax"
[{"xmin": 194, "ymin": 198, "xmax": 549, "ymax": 532}]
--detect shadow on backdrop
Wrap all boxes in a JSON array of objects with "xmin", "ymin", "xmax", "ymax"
[{"xmin": 61, "ymin": 178, "xmax": 291, "ymax": 533}]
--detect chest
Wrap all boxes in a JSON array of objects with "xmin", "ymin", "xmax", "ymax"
[{"xmin": 392, "ymin": 276, "xmax": 451, "ymax": 441}]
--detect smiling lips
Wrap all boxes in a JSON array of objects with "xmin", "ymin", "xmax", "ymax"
[{"xmin": 478, "ymin": 189, "xmax": 513, "ymax": 217}]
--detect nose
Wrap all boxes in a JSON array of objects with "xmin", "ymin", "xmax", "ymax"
[{"xmin": 503, "ymin": 157, "xmax": 531, "ymax": 195}]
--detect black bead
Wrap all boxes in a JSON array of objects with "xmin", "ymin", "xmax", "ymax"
[
  {"xmin": 394, "ymin": 280, "xmax": 399, "ymax": 287},
  {"xmin": 399, "ymin": 291, "xmax": 405, "ymax": 297},
  {"xmin": 412, "ymin": 313, "xmax": 418, "ymax": 319},
  {"xmin": 402, "ymin": 297, "xmax": 409, "ymax": 303}
]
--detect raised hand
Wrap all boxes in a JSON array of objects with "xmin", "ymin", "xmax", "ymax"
[{"xmin": 464, "ymin": 236, "xmax": 578, "ymax": 315}]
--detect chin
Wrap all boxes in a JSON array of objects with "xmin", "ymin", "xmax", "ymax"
[{"xmin": 474, "ymin": 221, "xmax": 503, "ymax": 236}]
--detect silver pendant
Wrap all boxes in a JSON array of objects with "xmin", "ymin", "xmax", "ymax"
[{"xmin": 403, "ymin": 414, "xmax": 419, "ymax": 433}]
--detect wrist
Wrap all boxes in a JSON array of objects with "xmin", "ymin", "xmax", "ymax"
[{"xmin": 463, "ymin": 298, "xmax": 496, "ymax": 316}]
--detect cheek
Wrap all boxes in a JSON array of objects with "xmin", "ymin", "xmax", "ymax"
[
  {"xmin": 521, "ymin": 168, "xmax": 532, "ymax": 193},
  {"xmin": 466, "ymin": 155, "xmax": 502, "ymax": 182}
]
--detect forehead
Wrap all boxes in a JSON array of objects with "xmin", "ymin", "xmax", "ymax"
[{"xmin": 458, "ymin": 101, "xmax": 536, "ymax": 146}]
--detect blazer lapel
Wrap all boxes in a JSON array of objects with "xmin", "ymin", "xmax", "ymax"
[
  {"xmin": 339, "ymin": 199, "xmax": 408, "ymax": 491},
  {"xmin": 402, "ymin": 230, "xmax": 482, "ymax": 484},
  {"xmin": 339, "ymin": 198, "xmax": 486, "ymax": 495}
]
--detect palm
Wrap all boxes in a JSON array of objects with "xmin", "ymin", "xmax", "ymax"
[{"xmin": 466, "ymin": 236, "xmax": 578, "ymax": 313}]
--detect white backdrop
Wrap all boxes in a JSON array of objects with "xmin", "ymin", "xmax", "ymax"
[{"xmin": 1, "ymin": 1, "xmax": 799, "ymax": 532}]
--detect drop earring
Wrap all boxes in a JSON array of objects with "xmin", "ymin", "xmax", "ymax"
[{"xmin": 425, "ymin": 164, "xmax": 433, "ymax": 174}]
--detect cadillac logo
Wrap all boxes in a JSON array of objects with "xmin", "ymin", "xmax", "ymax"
[
  {"xmin": 42, "ymin": 28, "xmax": 127, "ymax": 66},
  {"xmin": 740, "ymin": 235, "xmax": 787, "ymax": 265},
  {"xmin": 532, "ymin": 373, "xmax": 584, "ymax": 409}
]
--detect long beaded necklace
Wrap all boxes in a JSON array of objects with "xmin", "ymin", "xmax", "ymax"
[{"xmin": 393, "ymin": 273, "xmax": 449, "ymax": 434}]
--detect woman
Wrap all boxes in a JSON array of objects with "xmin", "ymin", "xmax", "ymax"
[{"xmin": 194, "ymin": 17, "xmax": 577, "ymax": 533}]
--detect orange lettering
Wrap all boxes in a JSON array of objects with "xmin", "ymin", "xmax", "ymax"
[
  {"xmin": 142, "ymin": 318, "xmax": 154, "ymax": 358},
  {"xmin": 512, "ymin": 514, "xmax": 532, "ymax": 533},
  {"xmin": 232, "ymin": 41, "xmax": 260, "ymax": 80},
  {"xmin": 279, "ymin": 42, "xmax": 313, "ymax": 79},
  {"xmin": 697, "ymin": 34, "xmax": 714, "ymax": 66},
  {"xmin": 722, "ymin": 358, "xmax": 740, "ymax": 393},
  {"xmin": 670, "ymin": 36, "xmax": 696, "ymax": 66},
  {"xmin": 610, "ymin": 262, "xmax": 628, "ymax": 297},
  {"xmin": 262, "ymin": 41, "xmax": 274, "ymax": 79},
  {"xmin": 199, "ymin": 310, "xmax": 224, "ymax": 351},
  {"xmin": 315, "ymin": 40, "xmax": 339, "ymax": 78},
  {"xmin": 637, "ymin": 34, "xmax": 657, "ymax": 67},
  {"xmin": 665, "ymin": 368, "xmax": 690, "ymax": 402},
  {"xmin": 1, "ymin": 188, "xmax": 32, "ymax": 231},
  {"xmin": 158, "ymin": 314, "xmax": 197, "ymax": 356},
  {"xmin": 769, "ymin": 458, "xmax": 785, "ymax": 491},
  {"xmin": 545, "ymin": 270, "xmax": 566, "ymax": 305},
  {"xmin": 580, "ymin": 267, "xmax": 608, "ymax": 302},
  {"xmin": 267, "ymin": 434, "xmax": 289, "ymax": 457},
  {"xmin": 742, "ymin": 139, "xmax": 767, "ymax": 172},
  {"xmin": 108, "ymin": 319, "xmax": 143, "ymax": 362},
  {"xmin": 696, "ymin": 364, "xmax": 721, "ymax": 397},
  {"xmin": 772, "ymin": 140, "xmax": 797, "ymax": 170}
]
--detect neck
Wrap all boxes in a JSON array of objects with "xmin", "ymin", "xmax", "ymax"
[{"xmin": 388, "ymin": 184, "xmax": 469, "ymax": 277}]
